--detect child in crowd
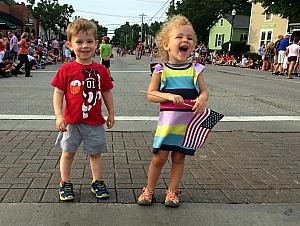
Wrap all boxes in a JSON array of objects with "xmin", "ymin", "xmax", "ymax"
[
  {"xmin": 137, "ymin": 15, "xmax": 208, "ymax": 207},
  {"xmin": 239, "ymin": 55, "xmax": 249, "ymax": 68},
  {"xmin": 99, "ymin": 36, "xmax": 113, "ymax": 81},
  {"xmin": 62, "ymin": 40, "xmax": 72, "ymax": 63},
  {"xmin": 51, "ymin": 18, "xmax": 115, "ymax": 201},
  {"xmin": 0, "ymin": 56, "xmax": 15, "ymax": 76}
]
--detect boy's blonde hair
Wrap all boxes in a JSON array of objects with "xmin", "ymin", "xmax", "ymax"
[
  {"xmin": 66, "ymin": 18, "xmax": 97, "ymax": 41},
  {"xmin": 156, "ymin": 15, "xmax": 197, "ymax": 62}
]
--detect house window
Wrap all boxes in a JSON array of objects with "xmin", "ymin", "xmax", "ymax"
[
  {"xmin": 265, "ymin": 13, "xmax": 272, "ymax": 21},
  {"xmin": 240, "ymin": 33, "xmax": 248, "ymax": 42},
  {"xmin": 215, "ymin": 34, "xmax": 224, "ymax": 47},
  {"xmin": 220, "ymin": 19, "xmax": 224, "ymax": 27},
  {"xmin": 259, "ymin": 30, "xmax": 272, "ymax": 47}
]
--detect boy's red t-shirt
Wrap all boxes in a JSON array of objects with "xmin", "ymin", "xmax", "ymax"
[{"xmin": 51, "ymin": 61, "xmax": 113, "ymax": 125}]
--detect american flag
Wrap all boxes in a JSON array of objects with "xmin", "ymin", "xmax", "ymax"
[{"xmin": 183, "ymin": 108, "xmax": 224, "ymax": 149}]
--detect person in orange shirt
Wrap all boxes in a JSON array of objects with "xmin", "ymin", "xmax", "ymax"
[{"xmin": 13, "ymin": 32, "xmax": 31, "ymax": 77}]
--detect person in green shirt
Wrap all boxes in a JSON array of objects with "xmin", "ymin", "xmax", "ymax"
[{"xmin": 99, "ymin": 36, "xmax": 113, "ymax": 81}]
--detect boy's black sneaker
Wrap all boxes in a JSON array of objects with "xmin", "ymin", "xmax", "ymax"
[
  {"xmin": 59, "ymin": 181, "xmax": 75, "ymax": 201},
  {"xmin": 91, "ymin": 180, "xmax": 110, "ymax": 199}
]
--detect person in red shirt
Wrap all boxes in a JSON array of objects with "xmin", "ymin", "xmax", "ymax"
[
  {"xmin": 51, "ymin": 18, "xmax": 115, "ymax": 201},
  {"xmin": 13, "ymin": 32, "xmax": 31, "ymax": 77},
  {"xmin": 136, "ymin": 42, "xmax": 143, "ymax": 60}
]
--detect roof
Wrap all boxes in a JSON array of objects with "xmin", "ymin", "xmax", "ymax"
[
  {"xmin": 0, "ymin": 18, "xmax": 18, "ymax": 29},
  {"xmin": 224, "ymin": 14, "xmax": 250, "ymax": 28},
  {"xmin": 0, "ymin": 11, "xmax": 23, "ymax": 27}
]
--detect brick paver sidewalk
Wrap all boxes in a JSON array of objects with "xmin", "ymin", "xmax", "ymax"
[{"xmin": 0, "ymin": 130, "xmax": 299, "ymax": 204}]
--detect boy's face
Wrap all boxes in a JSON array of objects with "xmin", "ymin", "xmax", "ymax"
[{"xmin": 68, "ymin": 29, "xmax": 98, "ymax": 65}]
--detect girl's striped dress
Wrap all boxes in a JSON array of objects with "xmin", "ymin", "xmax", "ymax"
[{"xmin": 152, "ymin": 63, "xmax": 205, "ymax": 156}]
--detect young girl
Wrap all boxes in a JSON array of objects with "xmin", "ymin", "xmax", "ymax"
[{"xmin": 137, "ymin": 15, "xmax": 208, "ymax": 207}]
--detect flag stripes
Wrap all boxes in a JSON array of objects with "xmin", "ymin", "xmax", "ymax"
[
  {"xmin": 183, "ymin": 108, "xmax": 224, "ymax": 149},
  {"xmin": 183, "ymin": 108, "xmax": 210, "ymax": 148}
]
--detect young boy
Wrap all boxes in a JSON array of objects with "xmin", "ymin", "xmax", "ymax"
[
  {"xmin": 99, "ymin": 36, "xmax": 113, "ymax": 81},
  {"xmin": 51, "ymin": 18, "xmax": 115, "ymax": 201}
]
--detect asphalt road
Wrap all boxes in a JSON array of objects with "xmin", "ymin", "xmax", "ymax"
[{"xmin": 1, "ymin": 54, "xmax": 300, "ymax": 117}]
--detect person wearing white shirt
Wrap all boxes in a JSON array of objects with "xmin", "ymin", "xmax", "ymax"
[
  {"xmin": 286, "ymin": 38, "xmax": 300, "ymax": 79},
  {"xmin": 239, "ymin": 55, "xmax": 249, "ymax": 67}
]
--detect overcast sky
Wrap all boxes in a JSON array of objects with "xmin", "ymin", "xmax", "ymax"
[{"xmin": 17, "ymin": 0, "xmax": 170, "ymax": 36}]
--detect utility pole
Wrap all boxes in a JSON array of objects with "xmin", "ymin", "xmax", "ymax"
[{"xmin": 139, "ymin": 13, "xmax": 146, "ymax": 44}]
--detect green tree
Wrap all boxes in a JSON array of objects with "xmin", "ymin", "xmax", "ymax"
[
  {"xmin": 56, "ymin": 4, "xmax": 74, "ymax": 33},
  {"xmin": 27, "ymin": 0, "xmax": 74, "ymax": 40},
  {"xmin": 2, "ymin": 0, "xmax": 16, "ymax": 5},
  {"xmin": 112, "ymin": 22, "xmax": 140, "ymax": 49},
  {"xmin": 168, "ymin": 0, "xmax": 251, "ymax": 42},
  {"xmin": 130, "ymin": 24, "xmax": 141, "ymax": 48},
  {"xmin": 253, "ymin": 0, "xmax": 300, "ymax": 22},
  {"xmin": 89, "ymin": 19, "xmax": 108, "ymax": 40},
  {"xmin": 149, "ymin": 21, "xmax": 163, "ymax": 37}
]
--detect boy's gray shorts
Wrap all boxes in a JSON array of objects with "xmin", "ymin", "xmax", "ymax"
[{"xmin": 55, "ymin": 123, "xmax": 108, "ymax": 155}]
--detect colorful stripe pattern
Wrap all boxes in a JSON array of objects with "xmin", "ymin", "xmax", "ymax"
[{"xmin": 152, "ymin": 63, "xmax": 206, "ymax": 156}]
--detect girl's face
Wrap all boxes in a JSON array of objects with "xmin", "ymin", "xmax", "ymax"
[
  {"xmin": 68, "ymin": 29, "xmax": 98, "ymax": 65},
  {"xmin": 164, "ymin": 25, "xmax": 195, "ymax": 64}
]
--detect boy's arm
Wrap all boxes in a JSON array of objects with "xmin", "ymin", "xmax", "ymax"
[
  {"xmin": 102, "ymin": 89, "xmax": 115, "ymax": 129},
  {"xmin": 108, "ymin": 46, "xmax": 112, "ymax": 59},
  {"xmin": 99, "ymin": 45, "xmax": 103, "ymax": 57},
  {"xmin": 53, "ymin": 87, "xmax": 67, "ymax": 131}
]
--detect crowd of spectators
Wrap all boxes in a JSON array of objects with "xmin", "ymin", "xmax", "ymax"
[
  {"xmin": 0, "ymin": 30, "xmax": 76, "ymax": 78},
  {"xmin": 189, "ymin": 34, "xmax": 300, "ymax": 79}
]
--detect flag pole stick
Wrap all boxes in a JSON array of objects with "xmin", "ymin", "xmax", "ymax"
[{"xmin": 139, "ymin": 90, "xmax": 193, "ymax": 107}]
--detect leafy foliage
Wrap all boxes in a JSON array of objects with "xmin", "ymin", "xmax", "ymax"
[
  {"xmin": 1, "ymin": 0, "xmax": 16, "ymax": 5},
  {"xmin": 90, "ymin": 19, "xmax": 107, "ymax": 40},
  {"xmin": 167, "ymin": 0, "xmax": 251, "ymax": 42},
  {"xmin": 253, "ymin": 0, "xmax": 300, "ymax": 22},
  {"xmin": 27, "ymin": 0, "xmax": 74, "ymax": 39},
  {"xmin": 112, "ymin": 20, "xmax": 162, "ymax": 49}
]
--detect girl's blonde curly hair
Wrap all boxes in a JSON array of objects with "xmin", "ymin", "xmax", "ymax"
[{"xmin": 155, "ymin": 15, "xmax": 197, "ymax": 62}]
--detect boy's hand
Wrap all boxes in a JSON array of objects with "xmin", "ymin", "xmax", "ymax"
[
  {"xmin": 106, "ymin": 114, "xmax": 115, "ymax": 129},
  {"xmin": 191, "ymin": 96, "xmax": 206, "ymax": 114},
  {"xmin": 56, "ymin": 115, "xmax": 67, "ymax": 132},
  {"xmin": 167, "ymin": 94, "xmax": 184, "ymax": 105}
]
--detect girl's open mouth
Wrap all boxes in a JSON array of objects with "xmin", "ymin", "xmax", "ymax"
[{"xmin": 179, "ymin": 45, "xmax": 189, "ymax": 52}]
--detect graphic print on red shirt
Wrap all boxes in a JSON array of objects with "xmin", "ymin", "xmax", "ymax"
[
  {"xmin": 51, "ymin": 61, "xmax": 113, "ymax": 125},
  {"xmin": 81, "ymin": 68, "xmax": 102, "ymax": 119}
]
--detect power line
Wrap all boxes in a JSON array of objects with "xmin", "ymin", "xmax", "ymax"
[
  {"xmin": 157, "ymin": 7, "xmax": 168, "ymax": 21},
  {"xmin": 75, "ymin": 9, "xmax": 166, "ymax": 20},
  {"xmin": 147, "ymin": 0, "xmax": 170, "ymax": 23},
  {"xmin": 75, "ymin": 10, "xmax": 140, "ymax": 19}
]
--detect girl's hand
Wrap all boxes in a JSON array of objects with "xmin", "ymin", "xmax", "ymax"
[
  {"xmin": 167, "ymin": 94, "xmax": 184, "ymax": 105},
  {"xmin": 106, "ymin": 114, "xmax": 115, "ymax": 129},
  {"xmin": 56, "ymin": 115, "xmax": 67, "ymax": 132},
  {"xmin": 191, "ymin": 96, "xmax": 206, "ymax": 114}
]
